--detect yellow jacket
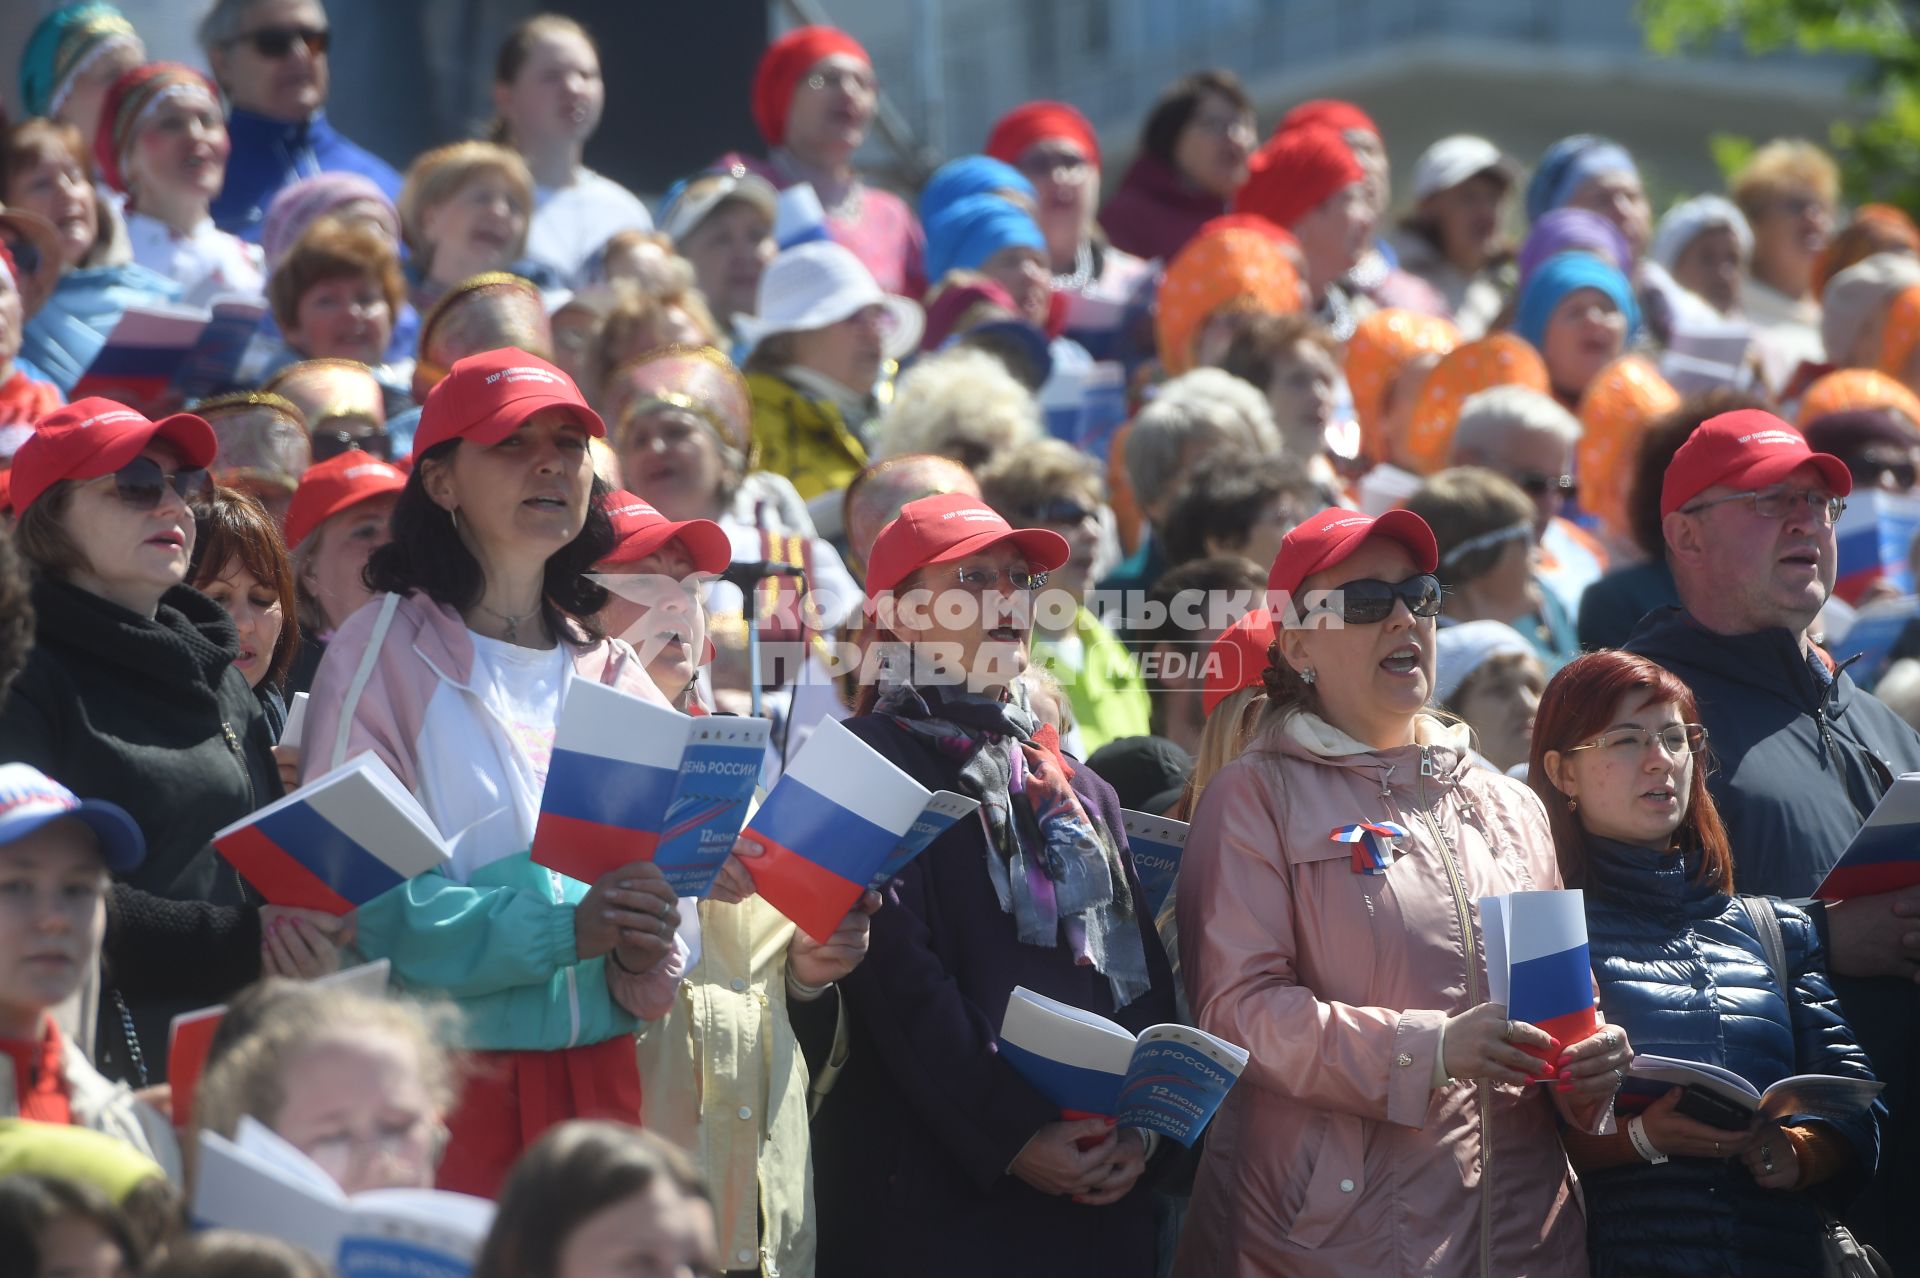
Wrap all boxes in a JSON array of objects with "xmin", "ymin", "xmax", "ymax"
[
  {"xmin": 636, "ymin": 895, "xmax": 830, "ymax": 1277},
  {"xmin": 746, "ymin": 372, "xmax": 869, "ymax": 502}
]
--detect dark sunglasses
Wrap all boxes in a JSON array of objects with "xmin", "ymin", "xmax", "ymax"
[
  {"xmin": 1333, "ymin": 573, "xmax": 1443, "ymax": 625},
  {"xmin": 87, "ymin": 456, "xmax": 211, "ymax": 509},
  {"xmin": 0, "ymin": 232, "xmax": 41, "ymax": 280},
  {"xmin": 1512, "ymin": 471, "xmax": 1577, "ymax": 501},
  {"xmin": 1852, "ymin": 458, "xmax": 1918, "ymax": 492},
  {"xmin": 310, "ymin": 424, "xmax": 393, "ymax": 463},
  {"xmin": 1020, "ymin": 499, "xmax": 1095, "ymax": 526},
  {"xmin": 228, "ymin": 25, "xmax": 329, "ymax": 57}
]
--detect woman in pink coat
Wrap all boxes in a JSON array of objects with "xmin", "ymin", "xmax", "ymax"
[{"xmin": 1174, "ymin": 507, "xmax": 1634, "ymax": 1277}]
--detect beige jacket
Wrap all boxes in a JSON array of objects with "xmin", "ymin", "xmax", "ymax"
[
  {"xmin": 0, "ymin": 1032, "xmax": 182, "ymax": 1185},
  {"xmin": 1173, "ymin": 712, "xmax": 1587, "ymax": 1278}
]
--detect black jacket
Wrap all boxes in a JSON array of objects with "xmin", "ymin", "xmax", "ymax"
[
  {"xmin": 1577, "ymin": 558, "xmax": 1678, "ymax": 652},
  {"xmin": 1580, "ymin": 839, "xmax": 1879, "ymax": 1277},
  {"xmin": 0, "ymin": 577, "xmax": 280, "ymax": 1081},
  {"xmin": 1626, "ymin": 606, "xmax": 1920, "ymax": 1270}
]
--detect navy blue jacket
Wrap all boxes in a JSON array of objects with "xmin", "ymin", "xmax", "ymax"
[
  {"xmin": 212, "ymin": 108, "xmax": 402, "ymax": 242},
  {"xmin": 807, "ymin": 714, "xmax": 1178, "ymax": 1278},
  {"xmin": 1581, "ymin": 840, "xmax": 1880, "ymax": 1277}
]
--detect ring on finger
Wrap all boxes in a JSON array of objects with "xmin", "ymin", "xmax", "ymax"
[
  {"xmin": 1503, "ymin": 1019, "xmax": 1516, "ymax": 1043},
  {"xmin": 1762, "ymin": 1144, "xmax": 1775, "ymax": 1173}
]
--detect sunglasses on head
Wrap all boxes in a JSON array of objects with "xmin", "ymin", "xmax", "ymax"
[
  {"xmin": 87, "ymin": 455, "xmax": 211, "ymax": 510},
  {"xmin": 228, "ymin": 24, "xmax": 329, "ymax": 57},
  {"xmin": 310, "ymin": 422, "xmax": 392, "ymax": 463},
  {"xmin": 1330, "ymin": 573, "xmax": 1444, "ymax": 625}
]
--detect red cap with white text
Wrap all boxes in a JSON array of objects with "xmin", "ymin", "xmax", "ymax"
[
  {"xmin": 864, "ymin": 492, "xmax": 1069, "ymax": 597},
  {"xmin": 410, "ymin": 349, "xmax": 604, "ymax": 461},
  {"xmin": 283, "ymin": 450, "xmax": 408, "ymax": 550},
  {"xmin": 1266, "ymin": 507, "xmax": 1438, "ymax": 605},
  {"xmin": 1659, "ymin": 409, "xmax": 1852, "ymax": 518},
  {"xmin": 9, "ymin": 398, "xmax": 216, "ymax": 513}
]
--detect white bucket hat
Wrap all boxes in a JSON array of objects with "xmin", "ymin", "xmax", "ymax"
[{"xmin": 733, "ymin": 240, "xmax": 924, "ymax": 360}]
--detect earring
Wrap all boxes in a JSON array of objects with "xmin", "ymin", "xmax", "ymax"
[
  {"xmin": 1299, "ymin": 666, "xmax": 1317, "ymax": 685},
  {"xmin": 1566, "ymin": 794, "xmax": 1579, "ymax": 813},
  {"xmin": 450, "ymin": 508, "xmax": 462, "ymax": 534}
]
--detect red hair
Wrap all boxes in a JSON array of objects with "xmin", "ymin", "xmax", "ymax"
[{"xmin": 1527, "ymin": 650, "xmax": 1734, "ymax": 893}]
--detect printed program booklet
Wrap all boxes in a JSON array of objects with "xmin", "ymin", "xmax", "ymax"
[
  {"xmin": 1816, "ymin": 771, "xmax": 1920, "ymax": 901},
  {"xmin": 1122, "ymin": 810, "xmax": 1189, "ymax": 917},
  {"xmin": 1624, "ymin": 1053, "xmax": 1883, "ymax": 1127}
]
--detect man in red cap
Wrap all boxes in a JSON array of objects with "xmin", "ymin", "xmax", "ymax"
[
  {"xmin": 592, "ymin": 490, "xmax": 730, "ymax": 712},
  {"xmin": 1628, "ymin": 407, "xmax": 1920, "ymax": 1268},
  {"xmin": 1232, "ymin": 126, "xmax": 1374, "ymax": 317}
]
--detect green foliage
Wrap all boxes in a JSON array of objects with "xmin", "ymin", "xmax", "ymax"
[{"xmin": 1639, "ymin": 0, "xmax": 1920, "ymax": 211}]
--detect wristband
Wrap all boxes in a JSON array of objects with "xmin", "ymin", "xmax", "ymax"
[{"xmin": 1627, "ymin": 1115, "xmax": 1668, "ymax": 1164}]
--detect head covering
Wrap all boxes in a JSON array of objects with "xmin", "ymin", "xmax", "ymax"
[
  {"xmin": 843, "ymin": 453, "xmax": 982, "ymax": 572},
  {"xmin": 20, "ymin": 3, "xmax": 140, "ymax": 119},
  {"xmin": 0, "ymin": 1119, "xmax": 165, "ymax": 1206},
  {"xmin": 1880, "ymin": 284, "xmax": 1920, "ymax": 380},
  {"xmin": 607, "ymin": 344, "xmax": 753, "ymax": 459},
  {"xmin": 1344, "ymin": 309, "xmax": 1461, "ymax": 463},
  {"xmin": 1404, "ymin": 335, "xmax": 1550, "ymax": 477},
  {"xmin": 657, "ymin": 163, "xmax": 779, "ymax": 245},
  {"xmin": 865, "ymin": 491, "xmax": 1069, "ymax": 597},
  {"xmin": 1661, "ymin": 408, "xmax": 1852, "ymax": 518},
  {"xmin": 1279, "ymin": 99, "xmax": 1379, "ymax": 139},
  {"xmin": 1801, "ymin": 408, "xmax": 1920, "ymax": 460},
  {"xmin": 415, "ymin": 272, "xmax": 550, "ymax": 377},
  {"xmin": 920, "ymin": 273, "xmax": 1020, "ymax": 349},
  {"xmin": 1231, "ymin": 125, "xmax": 1364, "ymax": 231},
  {"xmin": 413, "ymin": 349, "xmax": 602, "ymax": 461},
  {"xmin": 1267, "ymin": 507, "xmax": 1438, "ymax": 605},
  {"xmin": 1821, "ymin": 252, "xmax": 1920, "ymax": 368},
  {"xmin": 924, "ymin": 194, "xmax": 1046, "ymax": 283},
  {"xmin": 734, "ymin": 240, "xmax": 923, "ymax": 359},
  {"xmin": 1202, "ymin": 609, "xmax": 1276, "ymax": 716},
  {"xmin": 918, "ymin": 156, "xmax": 1035, "ymax": 230},
  {"xmin": 599, "ymin": 490, "xmax": 731, "ymax": 572},
  {"xmin": 10, "ymin": 398, "xmax": 216, "ymax": 513},
  {"xmin": 1516, "ymin": 208, "xmax": 1634, "ymax": 290},
  {"xmin": 284, "ymin": 449, "xmax": 408, "ymax": 550},
  {"xmin": 1799, "ymin": 368, "xmax": 1920, "ymax": 430},
  {"xmin": 1812, "ymin": 204, "xmax": 1920, "ymax": 298},
  {"xmin": 93, "ymin": 61, "xmax": 220, "ymax": 195},
  {"xmin": 0, "ymin": 763, "xmax": 143, "ymax": 872},
  {"xmin": 752, "ymin": 25, "xmax": 870, "ymax": 147},
  {"xmin": 0, "ymin": 208, "xmax": 65, "ymax": 320},
  {"xmin": 1085, "ymin": 735, "xmax": 1194, "ymax": 816},
  {"xmin": 261, "ymin": 173, "xmax": 401, "ymax": 268},
  {"xmin": 1514, "ymin": 251, "xmax": 1641, "ymax": 351},
  {"xmin": 1525, "ymin": 134, "xmax": 1640, "ymax": 224},
  {"xmin": 1154, "ymin": 224, "xmax": 1301, "ymax": 375},
  {"xmin": 195, "ymin": 391, "xmax": 312, "ymax": 496},
  {"xmin": 1650, "ymin": 195, "xmax": 1754, "ymax": 272},
  {"xmin": 1576, "ymin": 354, "xmax": 1680, "ymax": 544},
  {"xmin": 1410, "ymin": 135, "xmax": 1516, "ymax": 203},
  {"xmin": 1433, "ymin": 620, "xmax": 1536, "ymax": 705},
  {"xmin": 984, "ymin": 100, "xmax": 1100, "ymax": 170}
]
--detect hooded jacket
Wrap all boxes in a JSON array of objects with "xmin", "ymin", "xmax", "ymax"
[
  {"xmin": 1173, "ymin": 712, "xmax": 1587, "ymax": 1278},
  {"xmin": 1579, "ymin": 839, "xmax": 1878, "ymax": 1277}
]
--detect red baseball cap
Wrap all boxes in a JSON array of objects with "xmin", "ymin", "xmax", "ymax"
[
  {"xmin": 284, "ymin": 450, "xmax": 408, "ymax": 551},
  {"xmin": 599, "ymin": 490, "xmax": 732, "ymax": 573},
  {"xmin": 865, "ymin": 492, "xmax": 1070, "ymax": 596},
  {"xmin": 9, "ymin": 398, "xmax": 217, "ymax": 513},
  {"xmin": 1267, "ymin": 508, "xmax": 1439, "ymax": 605},
  {"xmin": 411, "ymin": 349, "xmax": 603, "ymax": 462},
  {"xmin": 1660, "ymin": 408, "xmax": 1853, "ymax": 518},
  {"xmin": 1203, "ymin": 609, "xmax": 1276, "ymax": 717}
]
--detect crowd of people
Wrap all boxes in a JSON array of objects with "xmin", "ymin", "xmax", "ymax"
[{"xmin": 1, "ymin": 1, "xmax": 1919, "ymax": 1276}]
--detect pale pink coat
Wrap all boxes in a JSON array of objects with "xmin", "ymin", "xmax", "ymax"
[{"xmin": 1174, "ymin": 712, "xmax": 1588, "ymax": 1278}]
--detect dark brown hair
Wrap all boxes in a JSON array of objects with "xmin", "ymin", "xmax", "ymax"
[
  {"xmin": 12, "ymin": 479, "xmax": 88, "ymax": 578},
  {"xmin": 142, "ymin": 1229, "xmax": 328, "ymax": 1278},
  {"xmin": 190, "ymin": 486, "xmax": 301, "ymax": 689},
  {"xmin": 1139, "ymin": 69, "xmax": 1253, "ymax": 166},
  {"xmin": 1, "ymin": 119, "xmax": 102, "ymax": 264},
  {"xmin": 1627, "ymin": 389, "xmax": 1773, "ymax": 562},
  {"xmin": 1219, "ymin": 313, "xmax": 1338, "ymax": 394},
  {"xmin": 1528, "ymin": 649, "xmax": 1734, "ymax": 892},
  {"xmin": 0, "ymin": 524, "xmax": 33, "ymax": 704},
  {"xmin": 1162, "ymin": 449, "xmax": 1322, "ymax": 566},
  {"xmin": 489, "ymin": 14, "xmax": 597, "ymax": 146},
  {"xmin": 267, "ymin": 216, "xmax": 406, "ymax": 339}
]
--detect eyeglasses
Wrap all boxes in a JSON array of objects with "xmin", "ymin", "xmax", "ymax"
[
  {"xmin": 227, "ymin": 25, "xmax": 329, "ymax": 58},
  {"xmin": 84, "ymin": 456, "xmax": 211, "ymax": 510},
  {"xmin": 1016, "ymin": 151, "xmax": 1093, "ymax": 182},
  {"xmin": 1565, "ymin": 723, "xmax": 1709, "ymax": 758},
  {"xmin": 1019, "ymin": 499, "xmax": 1095, "ymax": 526},
  {"xmin": 1681, "ymin": 486, "xmax": 1846, "ymax": 525},
  {"xmin": 1852, "ymin": 458, "xmax": 1918, "ymax": 492},
  {"xmin": 1512, "ymin": 471, "xmax": 1577, "ymax": 502},
  {"xmin": 950, "ymin": 565, "xmax": 1047, "ymax": 592},
  {"xmin": 804, "ymin": 67, "xmax": 874, "ymax": 95},
  {"xmin": 1332, "ymin": 573, "xmax": 1443, "ymax": 625},
  {"xmin": 310, "ymin": 420, "xmax": 392, "ymax": 463}
]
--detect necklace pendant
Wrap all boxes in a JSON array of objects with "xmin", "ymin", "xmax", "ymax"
[{"xmin": 503, "ymin": 617, "xmax": 518, "ymax": 644}]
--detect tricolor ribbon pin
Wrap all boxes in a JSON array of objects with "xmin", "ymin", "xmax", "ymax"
[{"xmin": 1330, "ymin": 821, "xmax": 1410, "ymax": 875}]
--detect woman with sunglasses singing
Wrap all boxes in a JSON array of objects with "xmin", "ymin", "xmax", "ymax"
[
  {"xmin": 1531, "ymin": 651, "xmax": 1880, "ymax": 1278},
  {"xmin": 807, "ymin": 493, "xmax": 1178, "ymax": 1277},
  {"xmin": 0, "ymin": 399, "xmax": 344, "ymax": 1088},
  {"xmin": 1172, "ymin": 507, "xmax": 1632, "ymax": 1277}
]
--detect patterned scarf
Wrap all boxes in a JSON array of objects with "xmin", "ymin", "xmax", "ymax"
[{"xmin": 877, "ymin": 670, "xmax": 1151, "ymax": 1008}]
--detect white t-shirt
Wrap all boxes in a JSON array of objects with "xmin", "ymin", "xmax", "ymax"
[
  {"xmin": 528, "ymin": 168, "xmax": 653, "ymax": 287},
  {"xmin": 124, "ymin": 210, "xmax": 266, "ymax": 306},
  {"xmin": 468, "ymin": 631, "xmax": 569, "ymax": 789}
]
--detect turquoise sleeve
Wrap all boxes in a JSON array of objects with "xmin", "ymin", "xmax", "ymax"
[{"xmin": 352, "ymin": 865, "xmax": 578, "ymax": 999}]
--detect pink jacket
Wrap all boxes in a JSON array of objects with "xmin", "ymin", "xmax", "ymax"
[{"xmin": 1173, "ymin": 713, "xmax": 1588, "ymax": 1278}]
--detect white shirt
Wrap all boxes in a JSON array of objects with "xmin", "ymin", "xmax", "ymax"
[
  {"xmin": 124, "ymin": 210, "xmax": 266, "ymax": 306},
  {"xmin": 528, "ymin": 168, "xmax": 653, "ymax": 287},
  {"xmin": 468, "ymin": 632, "xmax": 569, "ymax": 790}
]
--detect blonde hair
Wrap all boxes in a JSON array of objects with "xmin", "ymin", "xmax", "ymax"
[
  {"xmin": 1179, "ymin": 684, "xmax": 1266, "ymax": 819},
  {"xmin": 192, "ymin": 985, "xmax": 461, "ymax": 1141},
  {"xmin": 587, "ymin": 283, "xmax": 723, "ymax": 403},
  {"xmin": 874, "ymin": 348, "xmax": 1042, "ymax": 468},
  {"xmin": 1731, "ymin": 139, "xmax": 1840, "ymax": 223},
  {"xmin": 398, "ymin": 142, "xmax": 535, "ymax": 272}
]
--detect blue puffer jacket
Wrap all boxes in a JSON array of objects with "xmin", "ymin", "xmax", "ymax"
[{"xmin": 1580, "ymin": 837, "xmax": 1881, "ymax": 1278}]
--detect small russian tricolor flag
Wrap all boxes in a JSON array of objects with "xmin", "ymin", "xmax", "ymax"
[
  {"xmin": 741, "ymin": 719, "xmax": 932, "ymax": 941},
  {"xmin": 1331, "ymin": 821, "xmax": 1408, "ymax": 875},
  {"xmin": 1502, "ymin": 889, "xmax": 1601, "ymax": 1063},
  {"xmin": 213, "ymin": 754, "xmax": 449, "ymax": 915}
]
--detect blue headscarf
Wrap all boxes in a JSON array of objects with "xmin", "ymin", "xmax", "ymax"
[
  {"xmin": 19, "ymin": 3, "xmax": 139, "ymax": 119},
  {"xmin": 924, "ymin": 194, "xmax": 1046, "ymax": 283},
  {"xmin": 919, "ymin": 156, "xmax": 1036, "ymax": 229},
  {"xmin": 1514, "ymin": 251, "xmax": 1642, "ymax": 351},
  {"xmin": 1525, "ymin": 134, "xmax": 1640, "ymax": 224}
]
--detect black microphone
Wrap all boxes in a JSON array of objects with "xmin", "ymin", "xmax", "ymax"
[{"xmin": 719, "ymin": 560, "xmax": 808, "ymax": 592}]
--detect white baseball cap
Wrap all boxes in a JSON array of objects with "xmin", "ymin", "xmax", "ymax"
[
  {"xmin": 733, "ymin": 240, "xmax": 924, "ymax": 360},
  {"xmin": 1410, "ymin": 135, "xmax": 1518, "ymax": 203},
  {"xmin": 658, "ymin": 167, "xmax": 779, "ymax": 244}
]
